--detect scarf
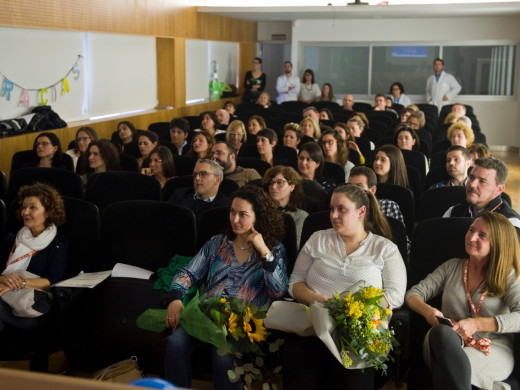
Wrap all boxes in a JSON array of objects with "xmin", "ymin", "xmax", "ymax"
[{"xmin": 2, "ymin": 224, "xmax": 57, "ymax": 275}]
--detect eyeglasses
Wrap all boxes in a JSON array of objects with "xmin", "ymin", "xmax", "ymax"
[
  {"xmin": 76, "ymin": 137, "xmax": 91, "ymax": 143},
  {"xmin": 268, "ymin": 179, "xmax": 289, "ymax": 188},
  {"xmin": 193, "ymin": 171, "xmax": 217, "ymax": 179},
  {"xmin": 321, "ymin": 140, "xmax": 337, "ymax": 146},
  {"xmin": 34, "ymin": 141, "xmax": 52, "ymax": 147}
]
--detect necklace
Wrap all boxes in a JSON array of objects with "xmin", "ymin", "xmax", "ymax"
[
  {"xmin": 304, "ymin": 83, "xmax": 313, "ymax": 90},
  {"xmin": 234, "ymin": 241, "xmax": 250, "ymax": 251}
]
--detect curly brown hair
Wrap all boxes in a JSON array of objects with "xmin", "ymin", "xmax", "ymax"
[
  {"xmin": 226, "ymin": 185, "xmax": 285, "ymax": 250},
  {"xmin": 18, "ymin": 182, "xmax": 66, "ymax": 227}
]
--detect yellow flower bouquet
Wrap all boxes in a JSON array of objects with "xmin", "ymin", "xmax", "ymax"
[
  {"xmin": 180, "ymin": 291, "xmax": 283, "ymax": 388},
  {"xmin": 324, "ymin": 286, "xmax": 398, "ymax": 373}
]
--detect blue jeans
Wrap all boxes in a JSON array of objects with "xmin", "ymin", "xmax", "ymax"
[{"xmin": 164, "ymin": 326, "xmax": 241, "ymax": 390}]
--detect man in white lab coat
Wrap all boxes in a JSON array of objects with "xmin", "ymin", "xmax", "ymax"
[
  {"xmin": 425, "ymin": 58, "xmax": 462, "ymax": 113},
  {"xmin": 276, "ymin": 61, "xmax": 300, "ymax": 105}
]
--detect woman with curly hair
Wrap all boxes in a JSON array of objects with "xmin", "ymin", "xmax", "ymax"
[
  {"xmin": 165, "ymin": 185, "xmax": 288, "ymax": 390},
  {"xmin": 263, "ymin": 166, "xmax": 309, "ymax": 248},
  {"xmin": 320, "ymin": 129, "xmax": 354, "ymax": 182},
  {"xmin": 373, "ymin": 144, "xmax": 410, "ymax": 188},
  {"xmin": 447, "ymin": 122, "xmax": 475, "ymax": 148},
  {"xmin": 85, "ymin": 139, "xmax": 121, "ymax": 180},
  {"xmin": 0, "ymin": 183, "xmax": 68, "ymax": 330}
]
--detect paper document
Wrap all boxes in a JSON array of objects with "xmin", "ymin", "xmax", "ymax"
[
  {"xmin": 53, "ymin": 270, "xmax": 112, "ymax": 288},
  {"xmin": 111, "ymin": 263, "xmax": 153, "ymax": 279}
]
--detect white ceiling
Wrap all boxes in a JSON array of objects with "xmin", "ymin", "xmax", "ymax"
[{"xmin": 197, "ymin": 2, "xmax": 520, "ymax": 22}]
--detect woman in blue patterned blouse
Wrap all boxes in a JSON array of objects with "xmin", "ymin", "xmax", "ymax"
[{"xmin": 164, "ymin": 185, "xmax": 288, "ymax": 390}]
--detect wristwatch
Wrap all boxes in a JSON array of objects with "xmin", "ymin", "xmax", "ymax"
[{"xmin": 263, "ymin": 252, "xmax": 274, "ymax": 262}]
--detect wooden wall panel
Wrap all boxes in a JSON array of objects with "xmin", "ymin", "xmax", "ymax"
[
  {"xmin": 156, "ymin": 38, "xmax": 176, "ymax": 107},
  {"xmin": 239, "ymin": 43, "xmax": 258, "ymax": 95},
  {"xmin": 0, "ymin": 0, "xmax": 256, "ymax": 42}
]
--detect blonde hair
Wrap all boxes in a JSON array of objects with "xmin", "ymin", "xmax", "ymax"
[
  {"xmin": 226, "ymin": 120, "xmax": 247, "ymax": 144},
  {"xmin": 444, "ymin": 112, "xmax": 459, "ymax": 124},
  {"xmin": 447, "ymin": 122, "xmax": 475, "ymax": 148},
  {"xmin": 300, "ymin": 117, "xmax": 321, "ymax": 139}
]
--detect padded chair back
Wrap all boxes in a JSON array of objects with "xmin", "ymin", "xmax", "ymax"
[
  {"xmin": 352, "ymin": 102, "xmax": 372, "ymax": 112},
  {"xmin": 8, "ymin": 167, "xmax": 84, "ymax": 206},
  {"xmin": 0, "ymin": 199, "xmax": 6, "ymax": 239},
  {"xmin": 301, "ymin": 179, "xmax": 330, "ymax": 213},
  {"xmin": 417, "ymin": 186, "xmax": 466, "ymax": 223},
  {"xmin": 323, "ymin": 162, "xmax": 345, "ymax": 185},
  {"xmin": 424, "ymin": 166, "xmax": 450, "ymax": 189},
  {"xmin": 401, "ymin": 150, "xmax": 428, "ymax": 184},
  {"xmin": 120, "ymin": 153, "xmax": 140, "ymax": 172},
  {"xmin": 85, "ymin": 171, "xmax": 161, "ymax": 212},
  {"xmin": 10, "ymin": 150, "xmax": 74, "ymax": 174},
  {"xmin": 236, "ymin": 157, "xmax": 271, "ymax": 177},
  {"xmin": 148, "ymin": 122, "xmax": 171, "ymax": 143},
  {"xmin": 300, "ymin": 211, "xmax": 407, "ymax": 261},
  {"xmin": 406, "ymin": 165, "xmax": 423, "ymax": 204},
  {"xmin": 173, "ymin": 155, "xmax": 197, "ymax": 176},
  {"xmin": 430, "ymin": 151, "xmax": 447, "ymax": 170},
  {"xmin": 274, "ymin": 144, "xmax": 298, "ymax": 162},
  {"xmin": 0, "ymin": 170, "xmax": 7, "ymax": 203},
  {"xmin": 376, "ymin": 182, "xmax": 415, "ymax": 237},
  {"xmin": 99, "ymin": 200, "xmax": 197, "ymax": 271},
  {"xmin": 314, "ymin": 101, "xmax": 340, "ymax": 111}
]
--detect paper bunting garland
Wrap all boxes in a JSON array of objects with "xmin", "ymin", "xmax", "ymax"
[{"xmin": 0, "ymin": 54, "xmax": 82, "ymax": 107}]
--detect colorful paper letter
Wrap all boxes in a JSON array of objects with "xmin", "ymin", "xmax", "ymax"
[
  {"xmin": 21, "ymin": 89, "xmax": 30, "ymax": 107},
  {"xmin": 62, "ymin": 78, "xmax": 70, "ymax": 95},
  {"xmin": 2, "ymin": 78, "xmax": 14, "ymax": 101},
  {"xmin": 40, "ymin": 88, "xmax": 48, "ymax": 106},
  {"xmin": 72, "ymin": 63, "xmax": 80, "ymax": 80}
]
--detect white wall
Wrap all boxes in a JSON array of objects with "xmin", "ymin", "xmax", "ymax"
[{"xmin": 259, "ymin": 15, "xmax": 520, "ymax": 147}]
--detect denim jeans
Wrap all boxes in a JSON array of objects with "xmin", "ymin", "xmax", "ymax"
[{"xmin": 164, "ymin": 326, "xmax": 241, "ymax": 390}]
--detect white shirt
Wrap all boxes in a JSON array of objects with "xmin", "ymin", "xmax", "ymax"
[
  {"xmin": 425, "ymin": 71, "xmax": 462, "ymax": 112},
  {"xmin": 289, "ymin": 230, "xmax": 407, "ymax": 309},
  {"xmin": 299, "ymin": 83, "xmax": 321, "ymax": 102},
  {"xmin": 276, "ymin": 73, "xmax": 301, "ymax": 104}
]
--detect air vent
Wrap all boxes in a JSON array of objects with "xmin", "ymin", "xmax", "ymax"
[{"xmin": 271, "ymin": 34, "xmax": 287, "ymax": 41}]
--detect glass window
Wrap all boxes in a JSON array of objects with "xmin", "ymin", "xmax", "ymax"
[
  {"xmin": 443, "ymin": 45, "xmax": 515, "ymax": 95},
  {"xmin": 304, "ymin": 46, "xmax": 369, "ymax": 94},
  {"xmin": 371, "ymin": 46, "xmax": 439, "ymax": 95}
]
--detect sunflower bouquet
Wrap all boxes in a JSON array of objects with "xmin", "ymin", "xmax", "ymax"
[
  {"xmin": 324, "ymin": 286, "xmax": 398, "ymax": 373},
  {"xmin": 180, "ymin": 291, "xmax": 283, "ymax": 389}
]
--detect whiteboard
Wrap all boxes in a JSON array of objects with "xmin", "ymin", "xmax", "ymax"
[{"xmin": 0, "ymin": 27, "xmax": 157, "ymax": 122}]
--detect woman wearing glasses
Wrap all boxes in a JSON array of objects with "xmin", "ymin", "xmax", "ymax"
[
  {"xmin": 263, "ymin": 166, "xmax": 309, "ymax": 248},
  {"xmin": 165, "ymin": 185, "xmax": 288, "ymax": 390},
  {"xmin": 141, "ymin": 146, "xmax": 176, "ymax": 189},
  {"xmin": 24, "ymin": 132, "xmax": 68, "ymax": 170},
  {"xmin": 66, "ymin": 127, "xmax": 101, "ymax": 174},
  {"xmin": 320, "ymin": 129, "xmax": 354, "ymax": 182},
  {"xmin": 225, "ymin": 120, "xmax": 247, "ymax": 154}
]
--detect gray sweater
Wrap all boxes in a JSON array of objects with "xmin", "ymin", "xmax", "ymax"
[{"xmin": 406, "ymin": 258, "xmax": 520, "ymax": 389}]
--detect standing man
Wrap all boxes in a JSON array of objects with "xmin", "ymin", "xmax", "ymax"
[
  {"xmin": 426, "ymin": 58, "xmax": 462, "ymax": 113},
  {"xmin": 276, "ymin": 61, "xmax": 300, "ymax": 105}
]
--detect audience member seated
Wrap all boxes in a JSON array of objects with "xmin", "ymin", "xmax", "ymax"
[
  {"xmin": 320, "ymin": 129, "xmax": 354, "ymax": 182},
  {"xmin": 406, "ymin": 212, "xmax": 520, "ymax": 390},
  {"xmin": 84, "ymin": 139, "xmax": 121, "ymax": 183},
  {"xmin": 165, "ymin": 185, "xmax": 288, "ymax": 389},
  {"xmin": 210, "ymin": 142, "xmax": 261, "ymax": 187},
  {"xmin": 300, "ymin": 117, "xmax": 321, "ymax": 141},
  {"xmin": 185, "ymin": 130, "xmax": 215, "ymax": 160},
  {"xmin": 196, "ymin": 111, "xmax": 225, "ymax": 137},
  {"xmin": 443, "ymin": 112, "xmax": 459, "ymax": 125},
  {"xmin": 216, "ymin": 109, "xmax": 231, "ymax": 128},
  {"xmin": 141, "ymin": 146, "xmax": 176, "ymax": 189},
  {"xmin": 256, "ymin": 92, "xmax": 271, "ymax": 108},
  {"xmin": 298, "ymin": 69, "xmax": 321, "ymax": 104},
  {"xmin": 335, "ymin": 122, "xmax": 365, "ymax": 164},
  {"xmin": 399, "ymin": 106, "xmax": 415, "ymax": 123},
  {"xmin": 430, "ymin": 145, "xmax": 471, "ymax": 188},
  {"xmin": 225, "ymin": 120, "xmax": 247, "ymax": 154},
  {"xmin": 389, "ymin": 82, "xmax": 412, "ymax": 107},
  {"xmin": 66, "ymin": 126, "xmax": 101, "ymax": 173},
  {"xmin": 341, "ymin": 94, "xmax": 355, "ymax": 111},
  {"xmin": 169, "ymin": 117, "xmax": 190, "ymax": 156},
  {"xmin": 373, "ymin": 144, "xmax": 410, "ymax": 189},
  {"xmin": 282, "ymin": 122, "xmax": 302, "ymax": 152},
  {"xmin": 373, "ymin": 93, "xmax": 398, "ymax": 118},
  {"xmin": 406, "ymin": 110, "xmax": 426, "ymax": 131},
  {"xmin": 263, "ymin": 166, "xmax": 309, "ymax": 248},
  {"xmin": 223, "ymin": 101, "xmax": 236, "ymax": 117},
  {"xmin": 256, "ymin": 129, "xmax": 280, "ymax": 167},
  {"xmin": 246, "ymin": 115, "xmax": 266, "ymax": 141},
  {"xmin": 394, "ymin": 124, "xmax": 421, "ymax": 152},
  {"xmin": 283, "ymin": 184, "xmax": 406, "ymax": 390},
  {"xmin": 137, "ymin": 131, "xmax": 158, "ymax": 168},
  {"xmin": 457, "ymin": 115, "xmax": 472, "ymax": 129},
  {"xmin": 347, "ymin": 117, "xmax": 375, "ymax": 150},
  {"xmin": 168, "ymin": 159, "xmax": 230, "ymax": 224},
  {"xmin": 447, "ymin": 122, "xmax": 475, "ymax": 149},
  {"xmin": 318, "ymin": 108, "xmax": 335, "ymax": 121},
  {"xmin": 318, "ymin": 83, "xmax": 336, "ymax": 103},
  {"xmin": 0, "ymin": 183, "xmax": 68, "ymax": 331},
  {"xmin": 469, "ymin": 143, "xmax": 491, "ymax": 163},
  {"xmin": 297, "ymin": 142, "xmax": 336, "ymax": 195},
  {"xmin": 451, "ymin": 102, "xmax": 467, "ymax": 117},
  {"xmin": 443, "ymin": 157, "xmax": 520, "ymax": 230},
  {"xmin": 114, "ymin": 121, "xmax": 140, "ymax": 158},
  {"xmin": 23, "ymin": 132, "xmax": 68, "ymax": 170}
]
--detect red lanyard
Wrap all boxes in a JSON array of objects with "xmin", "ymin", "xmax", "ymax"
[
  {"xmin": 4, "ymin": 242, "xmax": 38, "ymax": 270},
  {"xmin": 462, "ymin": 259, "xmax": 491, "ymax": 355}
]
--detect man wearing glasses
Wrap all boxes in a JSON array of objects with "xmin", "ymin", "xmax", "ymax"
[{"xmin": 168, "ymin": 159, "xmax": 230, "ymax": 224}]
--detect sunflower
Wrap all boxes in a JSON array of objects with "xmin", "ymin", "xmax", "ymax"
[
  {"xmin": 243, "ymin": 308, "xmax": 267, "ymax": 343},
  {"xmin": 228, "ymin": 312, "xmax": 239, "ymax": 337}
]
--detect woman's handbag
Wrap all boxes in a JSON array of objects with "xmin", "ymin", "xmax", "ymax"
[
  {"xmin": 92, "ymin": 356, "xmax": 144, "ymax": 383},
  {"xmin": 0, "ymin": 271, "xmax": 52, "ymax": 317}
]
